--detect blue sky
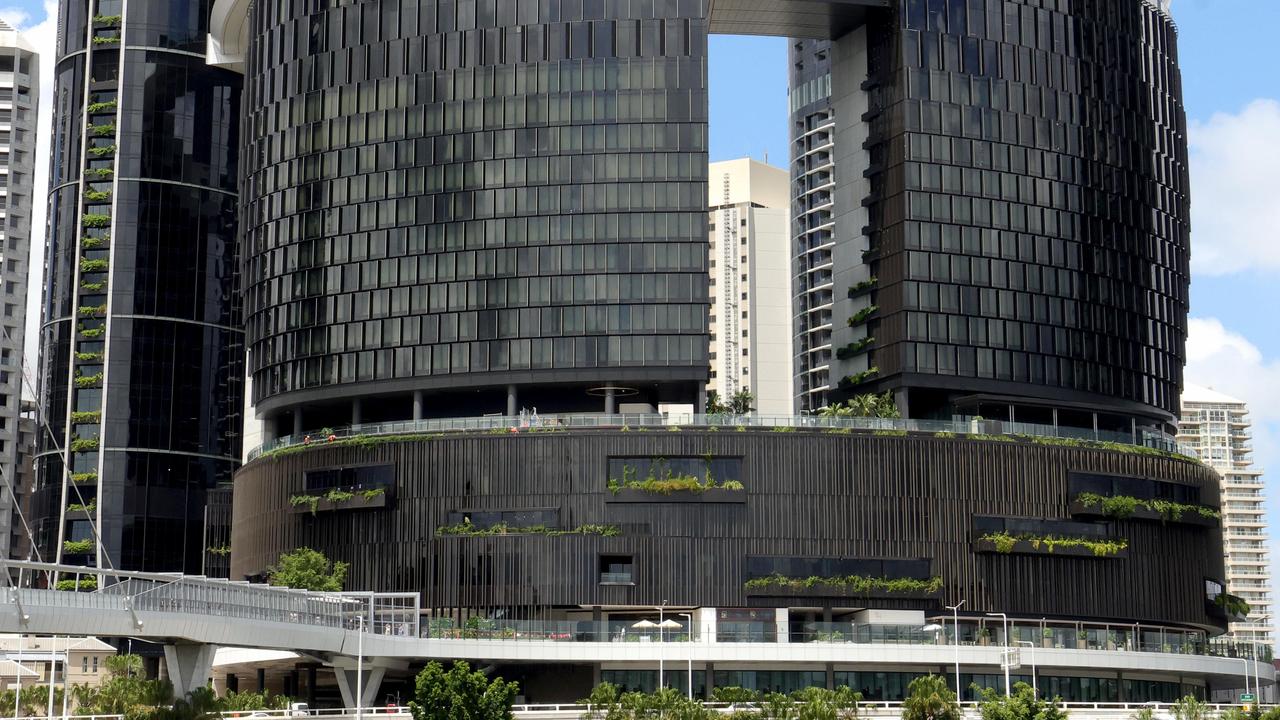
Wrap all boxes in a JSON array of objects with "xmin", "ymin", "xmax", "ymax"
[{"xmin": 3, "ymin": 0, "xmax": 1278, "ymax": 633}]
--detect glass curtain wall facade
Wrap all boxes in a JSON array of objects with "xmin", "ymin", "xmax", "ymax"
[
  {"xmin": 241, "ymin": 0, "xmax": 710, "ymax": 435},
  {"xmin": 33, "ymin": 0, "xmax": 243, "ymax": 573},
  {"xmin": 0, "ymin": 22, "xmax": 37, "ymax": 563},
  {"xmin": 828, "ymin": 0, "xmax": 1190, "ymax": 434}
]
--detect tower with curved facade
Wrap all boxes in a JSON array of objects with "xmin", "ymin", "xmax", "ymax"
[{"xmin": 32, "ymin": 0, "xmax": 243, "ymax": 573}]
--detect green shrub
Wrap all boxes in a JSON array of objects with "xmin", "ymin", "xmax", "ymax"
[
  {"xmin": 70, "ymin": 436, "xmax": 100, "ymax": 452},
  {"xmin": 78, "ymin": 304, "xmax": 107, "ymax": 317},
  {"xmin": 62, "ymin": 538, "xmax": 94, "ymax": 554},
  {"xmin": 206, "ymin": 545, "xmax": 231, "ymax": 556},
  {"xmin": 436, "ymin": 520, "xmax": 620, "ymax": 538},
  {"xmin": 835, "ymin": 335, "xmax": 875, "ymax": 359},
  {"xmin": 745, "ymin": 572, "xmax": 943, "ymax": 595},
  {"xmin": 73, "ymin": 373, "xmax": 103, "ymax": 388},
  {"xmin": 81, "ymin": 237, "xmax": 106, "ymax": 249},
  {"xmin": 55, "ymin": 577, "xmax": 97, "ymax": 591},
  {"xmin": 67, "ymin": 500, "xmax": 96, "ymax": 513},
  {"xmin": 70, "ymin": 472, "xmax": 97, "ymax": 484},
  {"xmin": 85, "ymin": 189, "xmax": 112, "ymax": 202},
  {"xmin": 848, "ymin": 304, "xmax": 879, "ymax": 326},
  {"xmin": 80, "ymin": 280, "xmax": 106, "ymax": 292},
  {"xmin": 80, "ymin": 258, "xmax": 109, "ymax": 272},
  {"xmin": 78, "ymin": 325, "xmax": 105, "ymax": 338},
  {"xmin": 1075, "ymin": 492, "xmax": 1219, "ymax": 521},
  {"xmin": 838, "ymin": 366, "xmax": 880, "ymax": 389},
  {"xmin": 93, "ymin": 14, "xmax": 122, "ymax": 25},
  {"xmin": 81, "ymin": 214, "xmax": 111, "ymax": 228},
  {"xmin": 979, "ymin": 531, "xmax": 1127, "ymax": 557},
  {"xmin": 847, "ymin": 277, "xmax": 878, "ymax": 297},
  {"xmin": 87, "ymin": 144, "xmax": 117, "ymax": 156},
  {"xmin": 86, "ymin": 100, "xmax": 117, "ymax": 114},
  {"xmin": 70, "ymin": 411, "xmax": 101, "ymax": 423},
  {"xmin": 91, "ymin": 35, "xmax": 119, "ymax": 45},
  {"xmin": 85, "ymin": 167, "xmax": 114, "ymax": 179}
]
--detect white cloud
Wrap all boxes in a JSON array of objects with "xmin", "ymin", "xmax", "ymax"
[
  {"xmin": 1184, "ymin": 317, "xmax": 1280, "ymax": 472},
  {"xmin": 7, "ymin": 1, "xmax": 55, "ymax": 390},
  {"xmin": 1188, "ymin": 99, "xmax": 1280, "ymax": 275}
]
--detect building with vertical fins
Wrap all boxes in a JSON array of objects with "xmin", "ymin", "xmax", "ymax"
[
  {"xmin": 32, "ymin": 0, "xmax": 243, "ymax": 573},
  {"xmin": 1178, "ymin": 385, "xmax": 1272, "ymax": 647},
  {"xmin": 0, "ymin": 20, "xmax": 37, "ymax": 566},
  {"xmin": 707, "ymin": 158, "xmax": 792, "ymax": 415},
  {"xmin": 205, "ymin": 0, "xmax": 1265, "ymax": 702}
]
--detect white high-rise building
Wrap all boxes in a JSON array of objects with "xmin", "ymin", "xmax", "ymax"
[
  {"xmin": 707, "ymin": 159, "xmax": 792, "ymax": 415},
  {"xmin": 0, "ymin": 20, "xmax": 37, "ymax": 564},
  {"xmin": 1178, "ymin": 384, "xmax": 1272, "ymax": 645}
]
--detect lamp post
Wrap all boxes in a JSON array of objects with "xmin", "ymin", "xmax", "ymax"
[
  {"xmin": 1014, "ymin": 640, "xmax": 1036, "ymax": 697},
  {"xmin": 679, "ymin": 613, "xmax": 694, "ymax": 700},
  {"xmin": 946, "ymin": 600, "xmax": 966, "ymax": 702},
  {"xmin": 986, "ymin": 612, "xmax": 1010, "ymax": 696},
  {"xmin": 355, "ymin": 609, "xmax": 365, "ymax": 720},
  {"xmin": 658, "ymin": 600, "xmax": 667, "ymax": 690}
]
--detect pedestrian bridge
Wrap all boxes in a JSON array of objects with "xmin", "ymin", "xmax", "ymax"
[{"xmin": 2, "ymin": 560, "xmax": 1272, "ymax": 709}]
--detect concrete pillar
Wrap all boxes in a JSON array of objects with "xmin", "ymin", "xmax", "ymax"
[
  {"xmin": 307, "ymin": 666, "xmax": 317, "ymax": 707},
  {"xmin": 334, "ymin": 666, "xmax": 386, "ymax": 710},
  {"xmin": 704, "ymin": 662, "xmax": 715, "ymax": 699},
  {"xmin": 506, "ymin": 384, "xmax": 517, "ymax": 416},
  {"xmin": 352, "ymin": 398, "xmax": 362, "ymax": 426},
  {"xmin": 605, "ymin": 386, "xmax": 616, "ymax": 415},
  {"xmin": 775, "ymin": 608, "xmax": 789, "ymax": 643},
  {"xmin": 256, "ymin": 668, "xmax": 265, "ymax": 692},
  {"xmin": 162, "ymin": 644, "xmax": 216, "ymax": 699},
  {"xmin": 292, "ymin": 410, "xmax": 303, "ymax": 438},
  {"xmin": 697, "ymin": 384, "xmax": 707, "ymax": 415},
  {"xmin": 262, "ymin": 417, "xmax": 276, "ymax": 443},
  {"xmin": 413, "ymin": 391, "xmax": 424, "ymax": 420},
  {"xmin": 826, "ymin": 662, "xmax": 835, "ymax": 690},
  {"xmin": 698, "ymin": 607, "xmax": 718, "ymax": 643}
]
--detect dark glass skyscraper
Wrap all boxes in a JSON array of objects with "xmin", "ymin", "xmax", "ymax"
[
  {"xmin": 239, "ymin": 1, "xmax": 711, "ymax": 437},
  {"xmin": 33, "ymin": 0, "xmax": 243, "ymax": 572},
  {"xmin": 824, "ymin": 0, "xmax": 1190, "ymax": 436}
]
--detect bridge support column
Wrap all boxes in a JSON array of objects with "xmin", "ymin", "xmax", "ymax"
[
  {"xmin": 334, "ymin": 665, "xmax": 386, "ymax": 710},
  {"xmin": 163, "ymin": 644, "xmax": 216, "ymax": 699}
]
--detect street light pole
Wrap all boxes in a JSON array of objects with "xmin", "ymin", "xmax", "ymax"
[
  {"xmin": 658, "ymin": 600, "xmax": 667, "ymax": 690},
  {"xmin": 355, "ymin": 610, "xmax": 365, "ymax": 720},
  {"xmin": 946, "ymin": 600, "xmax": 966, "ymax": 702},
  {"xmin": 679, "ymin": 613, "xmax": 694, "ymax": 700},
  {"xmin": 1014, "ymin": 640, "xmax": 1036, "ymax": 697},
  {"xmin": 986, "ymin": 613, "xmax": 1010, "ymax": 697}
]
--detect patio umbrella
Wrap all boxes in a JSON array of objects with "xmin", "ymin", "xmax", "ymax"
[
  {"xmin": 631, "ymin": 619, "xmax": 658, "ymax": 629},
  {"xmin": 657, "ymin": 619, "xmax": 684, "ymax": 629}
]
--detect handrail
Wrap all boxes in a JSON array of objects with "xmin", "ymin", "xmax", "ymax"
[{"xmin": 247, "ymin": 413, "xmax": 1193, "ymax": 462}]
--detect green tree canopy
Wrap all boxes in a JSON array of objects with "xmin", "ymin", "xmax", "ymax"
[
  {"xmin": 902, "ymin": 675, "xmax": 961, "ymax": 720},
  {"xmin": 818, "ymin": 392, "xmax": 900, "ymax": 419},
  {"xmin": 977, "ymin": 682, "xmax": 1067, "ymax": 720},
  {"xmin": 267, "ymin": 547, "xmax": 348, "ymax": 591},
  {"xmin": 409, "ymin": 661, "xmax": 520, "ymax": 720}
]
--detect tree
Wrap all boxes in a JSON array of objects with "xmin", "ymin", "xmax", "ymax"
[
  {"xmin": 409, "ymin": 661, "xmax": 519, "ymax": 720},
  {"xmin": 728, "ymin": 388, "xmax": 755, "ymax": 415},
  {"xmin": 792, "ymin": 687, "xmax": 861, "ymax": 720},
  {"xmin": 267, "ymin": 547, "xmax": 348, "ymax": 591},
  {"xmin": 818, "ymin": 391, "xmax": 899, "ymax": 419},
  {"xmin": 902, "ymin": 675, "xmax": 960, "ymax": 720},
  {"xmin": 1172, "ymin": 696, "xmax": 1209, "ymax": 720},
  {"xmin": 706, "ymin": 391, "xmax": 729, "ymax": 415},
  {"xmin": 977, "ymin": 682, "xmax": 1068, "ymax": 720}
]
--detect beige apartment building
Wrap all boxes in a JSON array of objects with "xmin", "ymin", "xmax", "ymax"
[
  {"xmin": 1178, "ymin": 385, "xmax": 1272, "ymax": 645},
  {"xmin": 0, "ymin": 635, "xmax": 114, "ymax": 692},
  {"xmin": 707, "ymin": 158, "xmax": 793, "ymax": 415}
]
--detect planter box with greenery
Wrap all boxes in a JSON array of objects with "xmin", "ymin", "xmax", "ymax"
[
  {"xmin": 74, "ymin": 372, "xmax": 103, "ymax": 388},
  {"xmin": 71, "ymin": 472, "xmax": 98, "ymax": 484},
  {"xmin": 92, "ymin": 14, "xmax": 122, "ymax": 25},
  {"xmin": 289, "ymin": 487, "xmax": 390, "ymax": 515},
  {"xmin": 82, "ymin": 213, "xmax": 111, "ymax": 228},
  {"xmin": 605, "ymin": 472, "xmax": 745, "ymax": 503},
  {"xmin": 975, "ymin": 531, "xmax": 1128, "ymax": 558},
  {"xmin": 434, "ymin": 521, "xmax": 620, "ymax": 538},
  {"xmin": 55, "ymin": 578, "xmax": 97, "ymax": 592},
  {"xmin": 87, "ymin": 100, "xmax": 117, "ymax": 115},
  {"xmin": 837, "ymin": 366, "xmax": 879, "ymax": 391},
  {"xmin": 69, "ymin": 436, "xmax": 100, "ymax": 452},
  {"xmin": 847, "ymin": 277, "xmax": 877, "ymax": 298},
  {"xmin": 80, "ymin": 258, "xmax": 109, "ymax": 273},
  {"xmin": 607, "ymin": 486, "xmax": 746, "ymax": 503},
  {"xmin": 91, "ymin": 35, "xmax": 120, "ymax": 45},
  {"xmin": 744, "ymin": 573, "xmax": 944, "ymax": 599},
  {"xmin": 66, "ymin": 501, "xmax": 96, "ymax": 519},
  {"xmin": 1070, "ymin": 493, "xmax": 1219, "ymax": 527},
  {"xmin": 85, "ymin": 167, "xmax": 113, "ymax": 179},
  {"xmin": 63, "ymin": 538, "xmax": 95, "ymax": 554},
  {"xmin": 847, "ymin": 304, "xmax": 878, "ymax": 327},
  {"xmin": 835, "ymin": 335, "xmax": 874, "ymax": 360}
]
